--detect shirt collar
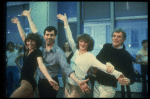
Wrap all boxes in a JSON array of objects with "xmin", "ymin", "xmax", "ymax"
[
  {"xmin": 43, "ymin": 43, "xmax": 57, "ymax": 53},
  {"xmin": 112, "ymin": 44, "xmax": 123, "ymax": 49}
]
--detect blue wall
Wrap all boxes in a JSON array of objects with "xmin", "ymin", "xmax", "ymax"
[{"xmin": 7, "ymin": 4, "xmax": 29, "ymax": 45}]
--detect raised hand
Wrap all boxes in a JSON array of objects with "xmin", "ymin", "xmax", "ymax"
[
  {"xmin": 21, "ymin": 8, "xmax": 32, "ymax": 17},
  {"xmin": 78, "ymin": 78, "xmax": 91, "ymax": 94},
  {"xmin": 49, "ymin": 79, "xmax": 59, "ymax": 91},
  {"xmin": 11, "ymin": 17, "xmax": 20, "ymax": 24},
  {"xmin": 57, "ymin": 13, "xmax": 67, "ymax": 22}
]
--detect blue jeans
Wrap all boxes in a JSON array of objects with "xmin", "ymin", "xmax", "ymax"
[{"xmin": 6, "ymin": 66, "xmax": 20, "ymax": 97}]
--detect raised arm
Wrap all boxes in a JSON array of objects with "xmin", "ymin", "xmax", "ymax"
[
  {"xmin": 21, "ymin": 8, "xmax": 38, "ymax": 33},
  {"xmin": 37, "ymin": 57, "xmax": 59, "ymax": 90},
  {"xmin": 11, "ymin": 17, "xmax": 26, "ymax": 43},
  {"xmin": 57, "ymin": 14, "xmax": 76, "ymax": 53}
]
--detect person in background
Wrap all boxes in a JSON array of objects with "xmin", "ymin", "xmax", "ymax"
[
  {"xmin": 57, "ymin": 13, "xmax": 124, "ymax": 98},
  {"xmin": 61, "ymin": 41, "xmax": 73, "ymax": 97},
  {"xmin": 136, "ymin": 39, "xmax": 148, "ymax": 97},
  {"xmin": 6, "ymin": 42, "xmax": 23, "ymax": 97},
  {"xmin": 94, "ymin": 28, "xmax": 136, "ymax": 98}
]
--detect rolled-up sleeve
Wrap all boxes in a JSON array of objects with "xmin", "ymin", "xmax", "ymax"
[{"xmin": 57, "ymin": 49, "xmax": 74, "ymax": 77}]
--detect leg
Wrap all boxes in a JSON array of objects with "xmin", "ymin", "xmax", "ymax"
[
  {"xmin": 62, "ymin": 69, "xmax": 66, "ymax": 88},
  {"xmin": 6, "ymin": 67, "xmax": 13, "ymax": 97},
  {"xmin": 10, "ymin": 80, "xmax": 34, "ymax": 98},
  {"xmin": 85, "ymin": 75, "xmax": 96, "ymax": 98},
  {"xmin": 28, "ymin": 92, "xmax": 34, "ymax": 98},
  {"xmin": 65, "ymin": 82, "xmax": 83, "ymax": 98},
  {"xmin": 121, "ymin": 85, "xmax": 125, "ymax": 98},
  {"xmin": 98, "ymin": 84, "xmax": 116, "ymax": 98},
  {"xmin": 65, "ymin": 83, "xmax": 76, "ymax": 98},
  {"xmin": 12, "ymin": 67, "xmax": 20, "ymax": 91},
  {"xmin": 141, "ymin": 65, "xmax": 148, "ymax": 96},
  {"xmin": 38, "ymin": 77, "xmax": 59, "ymax": 98},
  {"xmin": 93, "ymin": 81, "xmax": 116, "ymax": 98},
  {"xmin": 126, "ymin": 85, "xmax": 131, "ymax": 98},
  {"xmin": 62, "ymin": 69, "xmax": 66, "ymax": 97},
  {"xmin": 93, "ymin": 81, "xmax": 100, "ymax": 98}
]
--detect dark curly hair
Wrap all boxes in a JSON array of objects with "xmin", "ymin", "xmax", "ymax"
[
  {"xmin": 24, "ymin": 33, "xmax": 42, "ymax": 49},
  {"xmin": 76, "ymin": 34, "xmax": 94, "ymax": 51},
  {"xmin": 44, "ymin": 26, "xmax": 57, "ymax": 36}
]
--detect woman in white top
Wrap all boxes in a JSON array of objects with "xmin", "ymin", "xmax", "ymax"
[
  {"xmin": 136, "ymin": 40, "xmax": 148, "ymax": 96},
  {"xmin": 57, "ymin": 14, "xmax": 124, "ymax": 98}
]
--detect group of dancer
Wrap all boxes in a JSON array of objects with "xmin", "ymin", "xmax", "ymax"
[{"xmin": 8, "ymin": 8, "xmax": 140, "ymax": 98}]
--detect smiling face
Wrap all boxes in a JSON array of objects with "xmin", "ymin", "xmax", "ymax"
[
  {"xmin": 79, "ymin": 39, "xmax": 88, "ymax": 51},
  {"xmin": 112, "ymin": 32, "xmax": 125, "ymax": 48},
  {"xmin": 26, "ymin": 39, "xmax": 37, "ymax": 50},
  {"xmin": 43, "ymin": 30, "xmax": 56, "ymax": 46}
]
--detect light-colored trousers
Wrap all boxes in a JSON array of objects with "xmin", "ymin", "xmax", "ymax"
[{"xmin": 93, "ymin": 81, "xmax": 116, "ymax": 98}]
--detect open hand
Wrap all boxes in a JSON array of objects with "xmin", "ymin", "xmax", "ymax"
[
  {"xmin": 57, "ymin": 13, "xmax": 67, "ymax": 22},
  {"xmin": 21, "ymin": 8, "xmax": 32, "ymax": 17},
  {"xmin": 78, "ymin": 78, "xmax": 91, "ymax": 94},
  {"xmin": 117, "ymin": 74, "xmax": 130, "ymax": 85},
  {"xmin": 118, "ymin": 77, "xmax": 131, "ymax": 85},
  {"xmin": 11, "ymin": 17, "xmax": 20, "ymax": 24},
  {"xmin": 49, "ymin": 79, "xmax": 59, "ymax": 91}
]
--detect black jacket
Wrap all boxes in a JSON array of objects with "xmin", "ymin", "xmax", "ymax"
[{"xmin": 95, "ymin": 43, "xmax": 135, "ymax": 87}]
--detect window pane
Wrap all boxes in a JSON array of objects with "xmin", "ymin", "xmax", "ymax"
[
  {"xmin": 82, "ymin": 2, "xmax": 110, "ymax": 20},
  {"xmin": 58, "ymin": 23, "xmax": 77, "ymax": 48},
  {"xmin": 83, "ymin": 22, "xmax": 111, "ymax": 56},
  {"xmin": 115, "ymin": 2, "xmax": 148, "ymax": 17},
  {"xmin": 57, "ymin": 1, "xmax": 77, "ymax": 22}
]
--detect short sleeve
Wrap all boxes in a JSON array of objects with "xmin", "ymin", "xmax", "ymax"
[{"xmin": 36, "ymin": 49, "xmax": 43, "ymax": 58}]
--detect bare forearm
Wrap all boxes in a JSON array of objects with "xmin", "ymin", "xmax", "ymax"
[
  {"xmin": 17, "ymin": 22, "xmax": 26, "ymax": 42},
  {"xmin": 15, "ymin": 61, "xmax": 22, "ymax": 69},
  {"xmin": 39, "ymin": 64, "xmax": 52, "ymax": 81},
  {"xmin": 27, "ymin": 14, "xmax": 38, "ymax": 33}
]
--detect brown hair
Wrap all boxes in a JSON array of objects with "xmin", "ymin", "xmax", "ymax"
[
  {"xmin": 76, "ymin": 34, "xmax": 94, "ymax": 51},
  {"xmin": 24, "ymin": 33, "xmax": 42, "ymax": 49}
]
